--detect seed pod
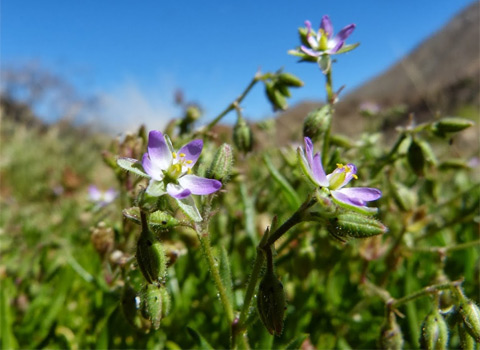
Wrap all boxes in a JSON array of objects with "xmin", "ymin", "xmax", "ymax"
[
  {"xmin": 407, "ymin": 138, "xmax": 426, "ymax": 176},
  {"xmin": 207, "ymin": 143, "xmax": 234, "ymax": 182},
  {"xmin": 136, "ymin": 227, "xmax": 167, "ymax": 284},
  {"xmin": 303, "ymin": 106, "xmax": 331, "ymax": 142},
  {"xmin": 458, "ymin": 321, "xmax": 475, "ymax": 350},
  {"xmin": 327, "ymin": 212, "xmax": 388, "ymax": 242},
  {"xmin": 90, "ymin": 222, "xmax": 115, "ymax": 258},
  {"xmin": 458, "ymin": 299, "xmax": 480, "ymax": 342},
  {"xmin": 379, "ymin": 311, "xmax": 404, "ymax": 350},
  {"xmin": 185, "ymin": 105, "xmax": 202, "ymax": 123},
  {"xmin": 160, "ymin": 286, "xmax": 171, "ymax": 317},
  {"xmin": 432, "ymin": 117, "xmax": 474, "ymax": 134},
  {"xmin": 277, "ymin": 72, "xmax": 304, "ymax": 87},
  {"xmin": 276, "ymin": 83, "xmax": 291, "ymax": 97},
  {"xmin": 140, "ymin": 284, "xmax": 164, "ymax": 330},
  {"xmin": 265, "ymin": 81, "xmax": 288, "ymax": 111},
  {"xmin": 257, "ymin": 272, "xmax": 286, "ymax": 336},
  {"xmin": 419, "ymin": 309, "xmax": 449, "ymax": 349},
  {"xmin": 233, "ymin": 116, "xmax": 254, "ymax": 154}
]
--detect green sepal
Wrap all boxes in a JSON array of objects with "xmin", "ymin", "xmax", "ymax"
[
  {"xmin": 146, "ymin": 180, "xmax": 166, "ymax": 197},
  {"xmin": 140, "ymin": 284, "xmax": 164, "ymax": 330},
  {"xmin": 277, "ymin": 72, "xmax": 304, "ymax": 87},
  {"xmin": 136, "ymin": 228, "xmax": 168, "ymax": 284},
  {"xmin": 432, "ymin": 117, "xmax": 474, "ymax": 134},
  {"xmin": 117, "ymin": 157, "xmax": 150, "ymax": 178},
  {"xmin": 175, "ymin": 196, "xmax": 202, "ymax": 222},
  {"xmin": 335, "ymin": 42, "xmax": 360, "ymax": 54},
  {"xmin": 327, "ymin": 212, "xmax": 387, "ymax": 242},
  {"xmin": 318, "ymin": 55, "xmax": 331, "ymax": 74},
  {"xmin": 419, "ymin": 309, "xmax": 449, "ymax": 349},
  {"xmin": 331, "ymin": 195, "xmax": 379, "ymax": 215},
  {"xmin": 123, "ymin": 207, "xmax": 180, "ymax": 231}
]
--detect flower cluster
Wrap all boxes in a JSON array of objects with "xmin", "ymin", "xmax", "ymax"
[
  {"xmin": 88, "ymin": 185, "xmax": 118, "ymax": 207},
  {"xmin": 299, "ymin": 137, "xmax": 382, "ymax": 212}
]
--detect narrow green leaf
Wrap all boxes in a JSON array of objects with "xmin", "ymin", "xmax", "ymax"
[
  {"xmin": 263, "ymin": 154, "xmax": 301, "ymax": 210},
  {"xmin": 240, "ymin": 183, "xmax": 257, "ymax": 244},
  {"xmin": 116, "ymin": 157, "xmax": 149, "ymax": 177},
  {"xmin": 186, "ymin": 327, "xmax": 215, "ymax": 350},
  {"xmin": 0, "ymin": 278, "xmax": 18, "ymax": 350},
  {"xmin": 284, "ymin": 333, "xmax": 309, "ymax": 349}
]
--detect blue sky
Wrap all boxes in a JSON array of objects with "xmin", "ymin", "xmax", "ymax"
[{"xmin": 1, "ymin": 0, "xmax": 476, "ymax": 132}]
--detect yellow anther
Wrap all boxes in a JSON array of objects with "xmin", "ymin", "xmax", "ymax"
[
  {"xmin": 187, "ymin": 168, "xmax": 192, "ymax": 174},
  {"xmin": 186, "ymin": 160, "xmax": 193, "ymax": 164},
  {"xmin": 172, "ymin": 152, "xmax": 177, "ymax": 159},
  {"xmin": 353, "ymin": 174, "xmax": 358, "ymax": 180},
  {"xmin": 179, "ymin": 153, "xmax": 186, "ymax": 158}
]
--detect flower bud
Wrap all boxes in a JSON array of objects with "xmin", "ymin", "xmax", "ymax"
[
  {"xmin": 277, "ymin": 72, "xmax": 304, "ymax": 87},
  {"xmin": 419, "ymin": 309, "xmax": 449, "ymax": 349},
  {"xmin": 185, "ymin": 104, "xmax": 202, "ymax": 123},
  {"xmin": 379, "ymin": 312, "xmax": 404, "ymax": 350},
  {"xmin": 458, "ymin": 321, "xmax": 475, "ymax": 350},
  {"xmin": 257, "ymin": 271, "xmax": 286, "ymax": 336},
  {"xmin": 407, "ymin": 139, "xmax": 426, "ymax": 176},
  {"xmin": 140, "ymin": 284, "xmax": 167, "ymax": 330},
  {"xmin": 432, "ymin": 117, "xmax": 474, "ymax": 134},
  {"xmin": 207, "ymin": 143, "xmax": 234, "ymax": 182},
  {"xmin": 233, "ymin": 116, "xmax": 254, "ymax": 154},
  {"xmin": 136, "ymin": 228, "xmax": 167, "ymax": 284},
  {"xmin": 303, "ymin": 106, "xmax": 331, "ymax": 142},
  {"xmin": 458, "ymin": 299, "xmax": 480, "ymax": 342},
  {"xmin": 327, "ymin": 212, "xmax": 387, "ymax": 242}
]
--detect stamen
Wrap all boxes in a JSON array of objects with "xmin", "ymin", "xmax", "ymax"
[
  {"xmin": 186, "ymin": 160, "xmax": 193, "ymax": 164},
  {"xmin": 187, "ymin": 168, "xmax": 192, "ymax": 174},
  {"xmin": 353, "ymin": 174, "xmax": 358, "ymax": 180},
  {"xmin": 172, "ymin": 152, "xmax": 177, "ymax": 159},
  {"xmin": 179, "ymin": 153, "xmax": 186, "ymax": 158}
]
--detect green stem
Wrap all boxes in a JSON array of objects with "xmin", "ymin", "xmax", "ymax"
[
  {"xmin": 391, "ymin": 278, "xmax": 464, "ymax": 308},
  {"xmin": 198, "ymin": 232, "xmax": 234, "ymax": 322},
  {"xmin": 372, "ymin": 133, "xmax": 407, "ymax": 177},
  {"xmin": 203, "ymin": 73, "xmax": 261, "ymax": 132}
]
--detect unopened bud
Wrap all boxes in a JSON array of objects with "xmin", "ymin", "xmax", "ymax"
[
  {"xmin": 140, "ymin": 284, "xmax": 166, "ymax": 330},
  {"xmin": 303, "ymin": 106, "xmax": 331, "ymax": 142},
  {"xmin": 432, "ymin": 117, "xmax": 474, "ymax": 134},
  {"xmin": 233, "ymin": 116, "xmax": 254, "ymax": 154},
  {"xmin": 136, "ymin": 228, "xmax": 167, "ymax": 284},
  {"xmin": 419, "ymin": 309, "xmax": 449, "ymax": 349},
  {"xmin": 458, "ymin": 299, "xmax": 480, "ymax": 342},
  {"xmin": 185, "ymin": 105, "xmax": 202, "ymax": 122},
  {"xmin": 277, "ymin": 72, "xmax": 304, "ymax": 87},
  {"xmin": 379, "ymin": 311, "xmax": 404, "ymax": 350},
  {"xmin": 407, "ymin": 139, "xmax": 426, "ymax": 176},
  {"xmin": 207, "ymin": 143, "xmax": 234, "ymax": 182},
  {"xmin": 257, "ymin": 271, "xmax": 286, "ymax": 336},
  {"xmin": 327, "ymin": 212, "xmax": 387, "ymax": 242}
]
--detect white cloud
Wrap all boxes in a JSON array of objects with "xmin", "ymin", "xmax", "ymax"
[{"xmin": 96, "ymin": 79, "xmax": 177, "ymax": 135}]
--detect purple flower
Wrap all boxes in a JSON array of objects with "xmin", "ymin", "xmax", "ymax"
[
  {"xmin": 142, "ymin": 130, "xmax": 222, "ymax": 199},
  {"xmin": 299, "ymin": 137, "xmax": 381, "ymax": 211},
  {"xmin": 88, "ymin": 185, "xmax": 118, "ymax": 207},
  {"xmin": 300, "ymin": 16, "xmax": 355, "ymax": 57}
]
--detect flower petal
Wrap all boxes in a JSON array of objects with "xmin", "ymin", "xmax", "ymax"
[
  {"xmin": 147, "ymin": 130, "xmax": 172, "ymax": 169},
  {"xmin": 88, "ymin": 185, "xmax": 102, "ymax": 201},
  {"xmin": 104, "ymin": 188, "xmax": 118, "ymax": 203},
  {"xmin": 142, "ymin": 153, "xmax": 163, "ymax": 181},
  {"xmin": 177, "ymin": 139, "xmax": 203, "ymax": 168},
  {"xmin": 312, "ymin": 153, "xmax": 329, "ymax": 187},
  {"xmin": 178, "ymin": 175, "xmax": 222, "ymax": 195},
  {"xmin": 320, "ymin": 15, "xmax": 333, "ymax": 39},
  {"xmin": 166, "ymin": 183, "xmax": 192, "ymax": 199},
  {"xmin": 331, "ymin": 189, "xmax": 367, "ymax": 207},
  {"xmin": 304, "ymin": 137, "xmax": 314, "ymax": 165},
  {"xmin": 337, "ymin": 187, "xmax": 382, "ymax": 202},
  {"xmin": 301, "ymin": 45, "xmax": 321, "ymax": 57},
  {"xmin": 335, "ymin": 23, "xmax": 355, "ymax": 42}
]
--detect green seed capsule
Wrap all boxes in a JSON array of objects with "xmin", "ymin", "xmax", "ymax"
[
  {"xmin": 265, "ymin": 81, "xmax": 288, "ymax": 111},
  {"xmin": 257, "ymin": 272, "xmax": 286, "ymax": 336},
  {"xmin": 458, "ymin": 299, "xmax": 480, "ymax": 343},
  {"xmin": 277, "ymin": 72, "xmax": 304, "ymax": 87},
  {"xmin": 136, "ymin": 228, "xmax": 167, "ymax": 284},
  {"xmin": 185, "ymin": 105, "xmax": 202, "ymax": 122},
  {"xmin": 379, "ymin": 312, "xmax": 404, "ymax": 350},
  {"xmin": 207, "ymin": 143, "xmax": 234, "ymax": 182},
  {"xmin": 419, "ymin": 309, "xmax": 449, "ymax": 349},
  {"xmin": 303, "ymin": 106, "xmax": 331, "ymax": 142},
  {"xmin": 433, "ymin": 117, "xmax": 474, "ymax": 133},
  {"xmin": 407, "ymin": 138, "xmax": 426, "ymax": 176},
  {"xmin": 327, "ymin": 212, "xmax": 388, "ymax": 242},
  {"xmin": 233, "ymin": 116, "xmax": 254, "ymax": 154},
  {"xmin": 140, "ymin": 284, "xmax": 164, "ymax": 330},
  {"xmin": 458, "ymin": 321, "xmax": 475, "ymax": 350}
]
